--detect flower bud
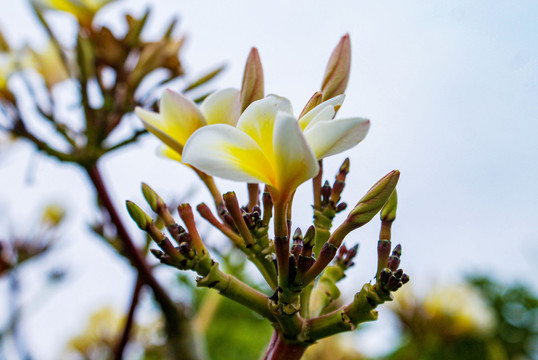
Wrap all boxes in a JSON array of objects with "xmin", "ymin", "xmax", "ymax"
[
  {"xmin": 346, "ymin": 170, "xmax": 400, "ymax": 229},
  {"xmin": 240, "ymin": 47, "xmax": 264, "ymax": 112},
  {"xmin": 141, "ymin": 183, "xmax": 165, "ymax": 213},
  {"xmin": 126, "ymin": 200, "xmax": 152, "ymax": 230},
  {"xmin": 321, "ymin": 34, "xmax": 351, "ymax": 101},
  {"xmin": 303, "ymin": 225, "xmax": 316, "ymax": 248},
  {"xmin": 380, "ymin": 190, "xmax": 398, "ymax": 223}
]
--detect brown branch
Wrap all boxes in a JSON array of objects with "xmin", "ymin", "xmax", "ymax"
[
  {"xmin": 115, "ymin": 276, "xmax": 143, "ymax": 360},
  {"xmin": 86, "ymin": 163, "xmax": 199, "ymax": 360}
]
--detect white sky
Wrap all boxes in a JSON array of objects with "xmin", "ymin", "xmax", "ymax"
[{"xmin": 0, "ymin": 0, "xmax": 537, "ymax": 358}]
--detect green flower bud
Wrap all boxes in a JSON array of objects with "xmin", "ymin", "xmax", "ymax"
[
  {"xmin": 346, "ymin": 170, "xmax": 400, "ymax": 229},
  {"xmin": 126, "ymin": 200, "xmax": 152, "ymax": 230},
  {"xmin": 141, "ymin": 183, "xmax": 165, "ymax": 213}
]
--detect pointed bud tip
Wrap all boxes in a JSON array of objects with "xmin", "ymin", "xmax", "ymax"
[{"xmin": 240, "ymin": 47, "xmax": 264, "ymax": 112}]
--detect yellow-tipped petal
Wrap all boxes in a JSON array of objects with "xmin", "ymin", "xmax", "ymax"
[
  {"xmin": 272, "ymin": 111, "xmax": 319, "ymax": 201},
  {"xmin": 160, "ymin": 89, "xmax": 206, "ymax": 146},
  {"xmin": 200, "ymin": 88, "xmax": 241, "ymax": 126},
  {"xmin": 182, "ymin": 124, "xmax": 274, "ymax": 185},
  {"xmin": 237, "ymin": 95, "xmax": 293, "ymax": 159},
  {"xmin": 304, "ymin": 117, "xmax": 370, "ymax": 159},
  {"xmin": 135, "ymin": 107, "xmax": 183, "ymax": 156},
  {"xmin": 298, "ymin": 94, "xmax": 344, "ymax": 130}
]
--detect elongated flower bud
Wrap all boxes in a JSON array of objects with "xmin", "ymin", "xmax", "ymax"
[
  {"xmin": 346, "ymin": 170, "xmax": 400, "ymax": 229},
  {"xmin": 240, "ymin": 47, "xmax": 264, "ymax": 112},
  {"xmin": 126, "ymin": 200, "xmax": 152, "ymax": 230},
  {"xmin": 321, "ymin": 34, "xmax": 351, "ymax": 101},
  {"xmin": 141, "ymin": 183, "xmax": 165, "ymax": 213}
]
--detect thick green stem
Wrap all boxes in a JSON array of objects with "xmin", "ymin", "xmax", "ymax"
[
  {"xmin": 306, "ymin": 284, "xmax": 387, "ymax": 341},
  {"xmin": 196, "ymin": 261, "xmax": 274, "ymax": 320}
]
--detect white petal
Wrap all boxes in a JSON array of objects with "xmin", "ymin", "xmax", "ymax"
[
  {"xmin": 236, "ymin": 95, "xmax": 293, "ymax": 158},
  {"xmin": 135, "ymin": 107, "xmax": 183, "ymax": 154},
  {"xmin": 298, "ymin": 94, "xmax": 345, "ymax": 130},
  {"xmin": 304, "ymin": 117, "xmax": 370, "ymax": 159},
  {"xmin": 182, "ymin": 124, "xmax": 274, "ymax": 185},
  {"xmin": 303, "ymin": 106, "xmax": 335, "ymax": 131},
  {"xmin": 272, "ymin": 111, "xmax": 319, "ymax": 201},
  {"xmin": 160, "ymin": 89, "xmax": 206, "ymax": 145},
  {"xmin": 200, "ymin": 88, "xmax": 241, "ymax": 126}
]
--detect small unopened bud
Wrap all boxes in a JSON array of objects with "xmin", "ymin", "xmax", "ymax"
[
  {"xmin": 321, "ymin": 34, "xmax": 351, "ymax": 101},
  {"xmin": 339, "ymin": 157, "xmax": 350, "ymax": 177},
  {"xmin": 299, "ymin": 91, "xmax": 323, "ymax": 119},
  {"xmin": 335, "ymin": 202, "xmax": 348, "ymax": 213},
  {"xmin": 348, "ymin": 244, "xmax": 359, "ymax": 258},
  {"xmin": 240, "ymin": 47, "xmax": 264, "ymax": 112},
  {"xmin": 303, "ymin": 226, "xmax": 316, "ymax": 248},
  {"xmin": 393, "ymin": 268, "xmax": 404, "ymax": 280},
  {"xmin": 337, "ymin": 244, "xmax": 348, "ymax": 258},
  {"xmin": 321, "ymin": 181, "xmax": 331, "ymax": 205},
  {"xmin": 380, "ymin": 190, "xmax": 398, "ymax": 223},
  {"xmin": 292, "ymin": 228, "xmax": 303, "ymax": 242},
  {"xmin": 142, "ymin": 183, "xmax": 165, "ymax": 213},
  {"xmin": 346, "ymin": 170, "xmax": 400, "ymax": 230},
  {"xmin": 387, "ymin": 245, "xmax": 402, "ymax": 271},
  {"xmin": 126, "ymin": 201, "xmax": 152, "ymax": 230},
  {"xmin": 387, "ymin": 275, "xmax": 401, "ymax": 290},
  {"xmin": 252, "ymin": 205, "xmax": 262, "ymax": 218},
  {"xmin": 178, "ymin": 242, "xmax": 192, "ymax": 256},
  {"xmin": 379, "ymin": 268, "xmax": 391, "ymax": 285}
]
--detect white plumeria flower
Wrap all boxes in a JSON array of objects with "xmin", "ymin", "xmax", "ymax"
[
  {"xmin": 135, "ymin": 88, "xmax": 241, "ymax": 162},
  {"xmin": 183, "ymin": 95, "xmax": 319, "ymax": 204},
  {"xmin": 298, "ymin": 94, "xmax": 370, "ymax": 159},
  {"xmin": 182, "ymin": 94, "xmax": 370, "ymax": 203}
]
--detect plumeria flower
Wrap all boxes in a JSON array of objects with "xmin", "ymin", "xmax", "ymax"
[
  {"xmin": 298, "ymin": 94, "xmax": 370, "ymax": 159},
  {"xmin": 182, "ymin": 94, "xmax": 370, "ymax": 203},
  {"xmin": 135, "ymin": 88, "xmax": 241, "ymax": 162}
]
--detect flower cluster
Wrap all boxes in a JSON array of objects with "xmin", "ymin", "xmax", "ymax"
[{"xmin": 128, "ymin": 34, "xmax": 407, "ymax": 359}]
